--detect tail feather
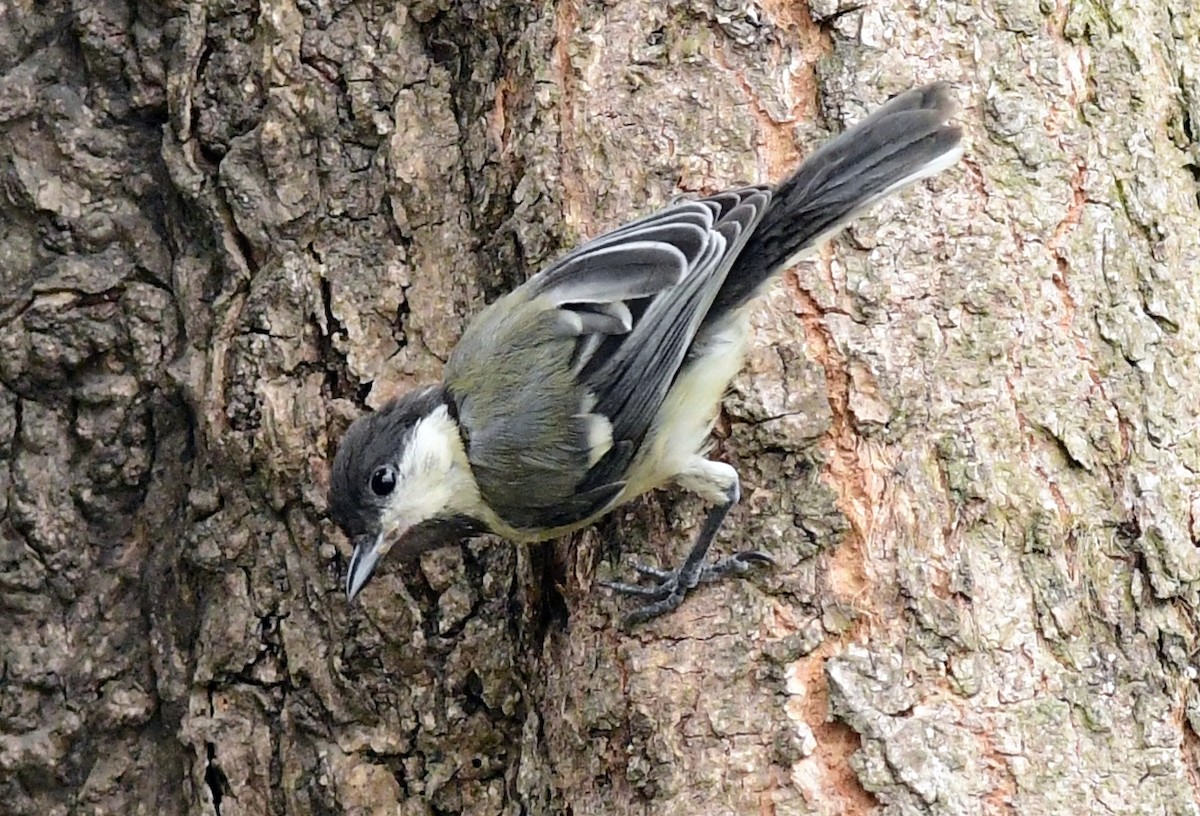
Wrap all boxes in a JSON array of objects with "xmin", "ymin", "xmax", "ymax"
[{"xmin": 712, "ymin": 82, "xmax": 963, "ymax": 317}]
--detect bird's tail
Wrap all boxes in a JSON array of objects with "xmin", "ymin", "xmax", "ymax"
[{"xmin": 712, "ymin": 82, "xmax": 963, "ymax": 317}]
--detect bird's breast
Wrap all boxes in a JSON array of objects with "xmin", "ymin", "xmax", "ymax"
[{"xmin": 619, "ymin": 314, "xmax": 753, "ymax": 499}]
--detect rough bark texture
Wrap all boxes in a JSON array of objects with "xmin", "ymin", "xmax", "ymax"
[{"xmin": 1, "ymin": 1, "xmax": 1198, "ymax": 815}]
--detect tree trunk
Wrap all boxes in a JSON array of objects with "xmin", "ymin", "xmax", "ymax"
[{"xmin": 2, "ymin": 1, "xmax": 1198, "ymax": 815}]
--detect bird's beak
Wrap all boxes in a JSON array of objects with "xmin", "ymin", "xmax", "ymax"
[{"xmin": 346, "ymin": 532, "xmax": 386, "ymax": 602}]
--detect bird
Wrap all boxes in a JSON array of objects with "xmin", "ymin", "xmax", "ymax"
[{"xmin": 328, "ymin": 82, "xmax": 963, "ymax": 623}]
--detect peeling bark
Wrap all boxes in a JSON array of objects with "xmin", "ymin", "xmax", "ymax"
[{"xmin": 1, "ymin": 1, "xmax": 1198, "ymax": 815}]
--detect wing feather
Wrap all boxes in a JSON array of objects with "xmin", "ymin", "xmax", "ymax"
[
  {"xmin": 449, "ymin": 187, "xmax": 773, "ymax": 533},
  {"xmin": 552, "ymin": 188, "xmax": 772, "ymax": 494},
  {"xmin": 533, "ymin": 240, "xmax": 688, "ymax": 305}
]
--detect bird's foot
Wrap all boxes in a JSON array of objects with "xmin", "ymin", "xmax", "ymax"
[{"xmin": 601, "ymin": 550, "xmax": 775, "ymax": 625}]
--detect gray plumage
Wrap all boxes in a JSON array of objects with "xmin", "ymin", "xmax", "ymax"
[{"xmin": 447, "ymin": 188, "xmax": 770, "ymax": 530}]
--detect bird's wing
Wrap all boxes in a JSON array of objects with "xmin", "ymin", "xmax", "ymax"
[
  {"xmin": 447, "ymin": 188, "xmax": 771, "ymax": 534},
  {"xmin": 540, "ymin": 189, "xmax": 772, "ymax": 501},
  {"xmin": 561, "ymin": 189, "xmax": 768, "ymax": 492}
]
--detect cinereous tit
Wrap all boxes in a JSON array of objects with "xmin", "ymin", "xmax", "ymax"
[{"xmin": 330, "ymin": 82, "xmax": 962, "ymax": 623}]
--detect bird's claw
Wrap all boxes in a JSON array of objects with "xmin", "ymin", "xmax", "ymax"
[
  {"xmin": 601, "ymin": 550, "xmax": 776, "ymax": 624},
  {"xmin": 703, "ymin": 550, "xmax": 775, "ymax": 578},
  {"xmin": 632, "ymin": 562, "xmax": 674, "ymax": 581}
]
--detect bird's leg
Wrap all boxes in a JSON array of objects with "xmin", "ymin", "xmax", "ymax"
[{"xmin": 602, "ymin": 459, "xmax": 775, "ymax": 624}]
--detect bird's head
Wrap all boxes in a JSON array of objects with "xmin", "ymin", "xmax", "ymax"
[{"xmin": 328, "ymin": 385, "xmax": 484, "ymax": 601}]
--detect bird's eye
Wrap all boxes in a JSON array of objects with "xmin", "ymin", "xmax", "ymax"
[{"xmin": 370, "ymin": 465, "xmax": 397, "ymax": 497}]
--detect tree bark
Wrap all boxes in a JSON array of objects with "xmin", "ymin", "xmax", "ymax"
[{"xmin": 2, "ymin": 1, "xmax": 1199, "ymax": 815}]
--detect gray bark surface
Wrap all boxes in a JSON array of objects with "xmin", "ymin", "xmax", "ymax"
[{"xmin": 1, "ymin": 1, "xmax": 1198, "ymax": 815}]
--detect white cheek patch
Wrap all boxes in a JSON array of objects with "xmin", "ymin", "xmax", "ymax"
[
  {"xmin": 400, "ymin": 408, "xmax": 456, "ymax": 481},
  {"xmin": 379, "ymin": 405, "xmax": 484, "ymax": 539}
]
